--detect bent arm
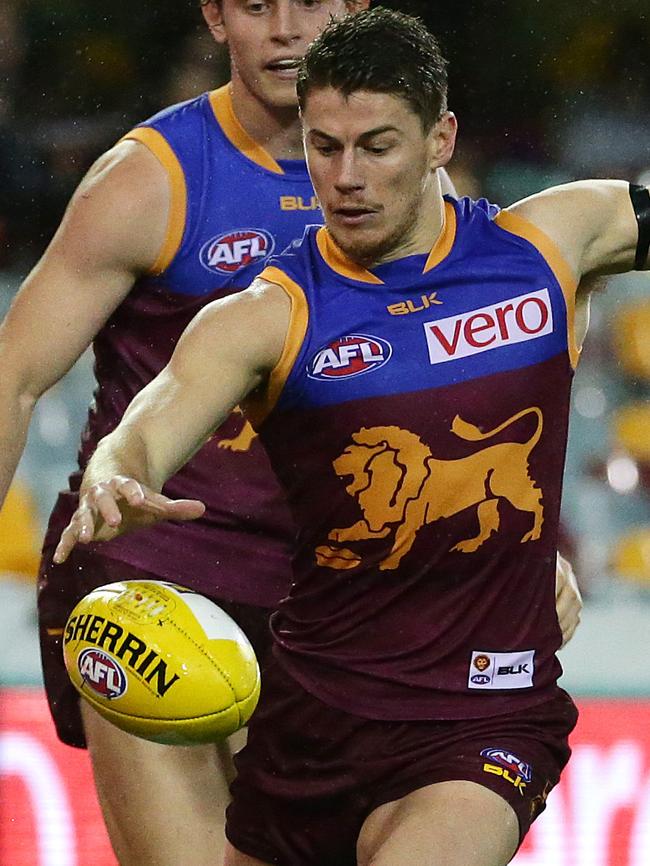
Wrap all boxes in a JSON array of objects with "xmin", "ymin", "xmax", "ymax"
[
  {"xmin": 54, "ymin": 280, "xmax": 291, "ymax": 559},
  {"xmin": 0, "ymin": 140, "xmax": 170, "ymax": 506},
  {"xmin": 506, "ymin": 180, "xmax": 645, "ymax": 288}
]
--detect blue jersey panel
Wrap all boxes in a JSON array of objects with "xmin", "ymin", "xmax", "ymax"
[
  {"xmin": 271, "ymin": 197, "xmax": 571, "ymax": 410},
  {"xmin": 139, "ymin": 91, "xmax": 318, "ymax": 296}
]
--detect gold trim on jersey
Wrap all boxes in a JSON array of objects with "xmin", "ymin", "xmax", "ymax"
[
  {"xmin": 316, "ymin": 228, "xmax": 384, "ymax": 284},
  {"xmin": 424, "ymin": 200, "xmax": 457, "ymax": 272},
  {"xmin": 494, "ymin": 209, "xmax": 580, "ymax": 369},
  {"xmin": 316, "ymin": 202, "xmax": 457, "ymax": 283},
  {"xmin": 120, "ymin": 127, "xmax": 187, "ymax": 275},
  {"xmin": 209, "ymin": 86, "xmax": 284, "ymax": 175},
  {"xmin": 244, "ymin": 266, "xmax": 309, "ymax": 427}
]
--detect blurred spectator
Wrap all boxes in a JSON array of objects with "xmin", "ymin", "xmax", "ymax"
[{"xmin": 552, "ymin": 13, "xmax": 650, "ymax": 178}]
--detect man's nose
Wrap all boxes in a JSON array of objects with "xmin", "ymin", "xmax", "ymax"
[
  {"xmin": 270, "ymin": 2, "xmax": 301, "ymax": 44},
  {"xmin": 334, "ymin": 152, "xmax": 365, "ymax": 193}
]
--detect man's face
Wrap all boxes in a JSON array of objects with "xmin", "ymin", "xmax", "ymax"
[
  {"xmin": 303, "ymin": 87, "xmax": 453, "ymax": 265},
  {"xmin": 205, "ymin": 1, "xmax": 364, "ymax": 110}
]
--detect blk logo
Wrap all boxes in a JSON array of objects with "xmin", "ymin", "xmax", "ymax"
[
  {"xmin": 308, "ymin": 334, "xmax": 392, "ymax": 380},
  {"xmin": 200, "ymin": 229, "xmax": 274, "ymax": 274},
  {"xmin": 78, "ymin": 648, "xmax": 127, "ymax": 699},
  {"xmin": 480, "ymin": 748, "xmax": 532, "ymax": 783}
]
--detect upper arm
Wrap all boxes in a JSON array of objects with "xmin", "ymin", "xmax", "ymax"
[
  {"xmin": 506, "ymin": 180, "xmax": 640, "ymax": 283},
  {"xmin": 116, "ymin": 280, "xmax": 291, "ymax": 485},
  {"xmin": 0, "ymin": 139, "xmax": 170, "ymax": 401}
]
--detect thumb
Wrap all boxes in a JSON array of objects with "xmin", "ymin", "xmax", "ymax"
[{"xmin": 162, "ymin": 498, "xmax": 206, "ymax": 521}]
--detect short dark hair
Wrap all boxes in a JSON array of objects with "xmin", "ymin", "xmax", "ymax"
[{"xmin": 297, "ymin": 7, "xmax": 448, "ymax": 132}]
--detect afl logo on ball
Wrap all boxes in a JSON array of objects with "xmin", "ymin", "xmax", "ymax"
[
  {"xmin": 78, "ymin": 648, "xmax": 127, "ymax": 700},
  {"xmin": 308, "ymin": 335, "xmax": 392, "ymax": 381},
  {"xmin": 199, "ymin": 229, "xmax": 275, "ymax": 274}
]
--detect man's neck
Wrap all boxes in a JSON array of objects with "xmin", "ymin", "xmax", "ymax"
[{"xmin": 229, "ymin": 80, "xmax": 305, "ymax": 161}]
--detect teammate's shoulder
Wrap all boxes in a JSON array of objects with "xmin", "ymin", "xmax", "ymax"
[
  {"xmin": 269, "ymin": 225, "xmax": 321, "ymax": 266},
  {"xmin": 135, "ymin": 92, "xmax": 211, "ymax": 130}
]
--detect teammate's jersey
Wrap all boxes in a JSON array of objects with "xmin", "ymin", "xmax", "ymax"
[
  {"xmin": 43, "ymin": 86, "xmax": 318, "ymax": 606},
  {"xmin": 248, "ymin": 196, "xmax": 581, "ymax": 719}
]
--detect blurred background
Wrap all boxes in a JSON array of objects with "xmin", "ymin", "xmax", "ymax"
[{"xmin": 1, "ymin": 1, "xmax": 649, "ymax": 864}]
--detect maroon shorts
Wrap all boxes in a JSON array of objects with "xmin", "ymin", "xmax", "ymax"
[
  {"xmin": 37, "ymin": 544, "xmax": 274, "ymax": 748},
  {"xmin": 226, "ymin": 661, "xmax": 578, "ymax": 866}
]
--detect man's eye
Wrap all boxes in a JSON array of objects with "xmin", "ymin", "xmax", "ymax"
[{"xmin": 367, "ymin": 145, "xmax": 390, "ymax": 155}]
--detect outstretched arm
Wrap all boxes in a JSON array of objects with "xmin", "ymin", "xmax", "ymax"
[{"xmin": 54, "ymin": 279, "xmax": 291, "ymax": 562}]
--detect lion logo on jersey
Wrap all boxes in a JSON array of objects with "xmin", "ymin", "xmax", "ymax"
[
  {"xmin": 315, "ymin": 407, "xmax": 544, "ymax": 572},
  {"xmin": 216, "ymin": 407, "xmax": 257, "ymax": 452}
]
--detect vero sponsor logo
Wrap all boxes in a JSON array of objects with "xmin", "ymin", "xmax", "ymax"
[
  {"xmin": 424, "ymin": 289, "xmax": 553, "ymax": 365},
  {"xmin": 199, "ymin": 229, "xmax": 274, "ymax": 274}
]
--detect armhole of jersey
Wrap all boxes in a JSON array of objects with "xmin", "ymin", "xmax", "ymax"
[
  {"xmin": 244, "ymin": 266, "xmax": 309, "ymax": 428},
  {"xmin": 120, "ymin": 127, "xmax": 187, "ymax": 275},
  {"xmin": 494, "ymin": 209, "xmax": 581, "ymax": 369}
]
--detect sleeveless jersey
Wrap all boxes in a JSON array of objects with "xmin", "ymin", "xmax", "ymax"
[
  {"xmin": 249, "ymin": 196, "xmax": 581, "ymax": 719},
  {"xmin": 43, "ymin": 86, "xmax": 319, "ymax": 606}
]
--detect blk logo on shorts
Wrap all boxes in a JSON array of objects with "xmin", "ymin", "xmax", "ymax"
[
  {"xmin": 480, "ymin": 748, "xmax": 532, "ymax": 783},
  {"xmin": 308, "ymin": 335, "xmax": 392, "ymax": 380},
  {"xmin": 78, "ymin": 648, "xmax": 127, "ymax": 699},
  {"xmin": 200, "ymin": 229, "xmax": 275, "ymax": 274},
  {"xmin": 481, "ymin": 747, "xmax": 532, "ymax": 796}
]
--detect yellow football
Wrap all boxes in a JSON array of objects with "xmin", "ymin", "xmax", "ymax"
[{"xmin": 62, "ymin": 580, "xmax": 260, "ymax": 745}]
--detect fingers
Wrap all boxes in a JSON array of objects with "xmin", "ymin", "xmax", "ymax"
[
  {"xmin": 555, "ymin": 552, "xmax": 583, "ymax": 648},
  {"xmin": 53, "ymin": 477, "xmax": 206, "ymax": 564}
]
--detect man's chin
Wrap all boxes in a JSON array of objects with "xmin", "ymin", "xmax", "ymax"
[{"xmin": 329, "ymin": 229, "xmax": 390, "ymax": 268}]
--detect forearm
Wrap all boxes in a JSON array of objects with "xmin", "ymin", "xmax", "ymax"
[
  {"xmin": 81, "ymin": 421, "xmax": 161, "ymax": 494},
  {"xmin": 0, "ymin": 390, "xmax": 36, "ymax": 507}
]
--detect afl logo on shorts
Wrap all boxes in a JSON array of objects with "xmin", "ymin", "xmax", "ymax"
[
  {"xmin": 480, "ymin": 748, "xmax": 532, "ymax": 782},
  {"xmin": 200, "ymin": 229, "xmax": 275, "ymax": 274},
  {"xmin": 78, "ymin": 648, "xmax": 127, "ymax": 700},
  {"xmin": 308, "ymin": 335, "xmax": 392, "ymax": 381}
]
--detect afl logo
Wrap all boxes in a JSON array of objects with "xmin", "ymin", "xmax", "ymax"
[
  {"xmin": 78, "ymin": 648, "xmax": 127, "ymax": 700},
  {"xmin": 480, "ymin": 748, "xmax": 532, "ymax": 782},
  {"xmin": 200, "ymin": 228, "xmax": 275, "ymax": 274},
  {"xmin": 308, "ymin": 334, "xmax": 392, "ymax": 381}
]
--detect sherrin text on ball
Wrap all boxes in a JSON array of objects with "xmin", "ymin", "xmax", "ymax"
[{"xmin": 63, "ymin": 580, "xmax": 260, "ymax": 745}]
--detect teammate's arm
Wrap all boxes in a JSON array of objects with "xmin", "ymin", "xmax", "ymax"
[
  {"xmin": 506, "ymin": 180, "xmax": 646, "ymax": 284},
  {"xmin": 0, "ymin": 140, "xmax": 170, "ymax": 507},
  {"xmin": 53, "ymin": 280, "xmax": 291, "ymax": 562}
]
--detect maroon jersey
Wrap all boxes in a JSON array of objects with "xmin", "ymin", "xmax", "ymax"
[
  {"xmin": 248, "ymin": 198, "xmax": 581, "ymax": 717},
  {"xmin": 43, "ymin": 88, "xmax": 318, "ymax": 605}
]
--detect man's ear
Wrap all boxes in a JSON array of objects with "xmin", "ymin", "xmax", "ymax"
[
  {"xmin": 428, "ymin": 111, "xmax": 457, "ymax": 169},
  {"xmin": 347, "ymin": 0, "xmax": 371, "ymax": 11},
  {"xmin": 202, "ymin": 1, "xmax": 228, "ymax": 46}
]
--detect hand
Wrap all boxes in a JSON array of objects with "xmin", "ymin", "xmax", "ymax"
[
  {"xmin": 555, "ymin": 552, "xmax": 583, "ymax": 648},
  {"xmin": 53, "ymin": 475, "xmax": 205, "ymax": 564}
]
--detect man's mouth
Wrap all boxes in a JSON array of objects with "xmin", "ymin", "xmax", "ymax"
[
  {"xmin": 266, "ymin": 58, "xmax": 301, "ymax": 76},
  {"xmin": 332, "ymin": 206, "xmax": 379, "ymax": 225}
]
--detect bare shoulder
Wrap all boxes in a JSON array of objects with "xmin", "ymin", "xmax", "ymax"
[
  {"xmin": 505, "ymin": 180, "xmax": 637, "ymax": 279},
  {"xmin": 58, "ymin": 138, "xmax": 171, "ymax": 274},
  {"xmin": 175, "ymin": 278, "xmax": 292, "ymax": 376}
]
